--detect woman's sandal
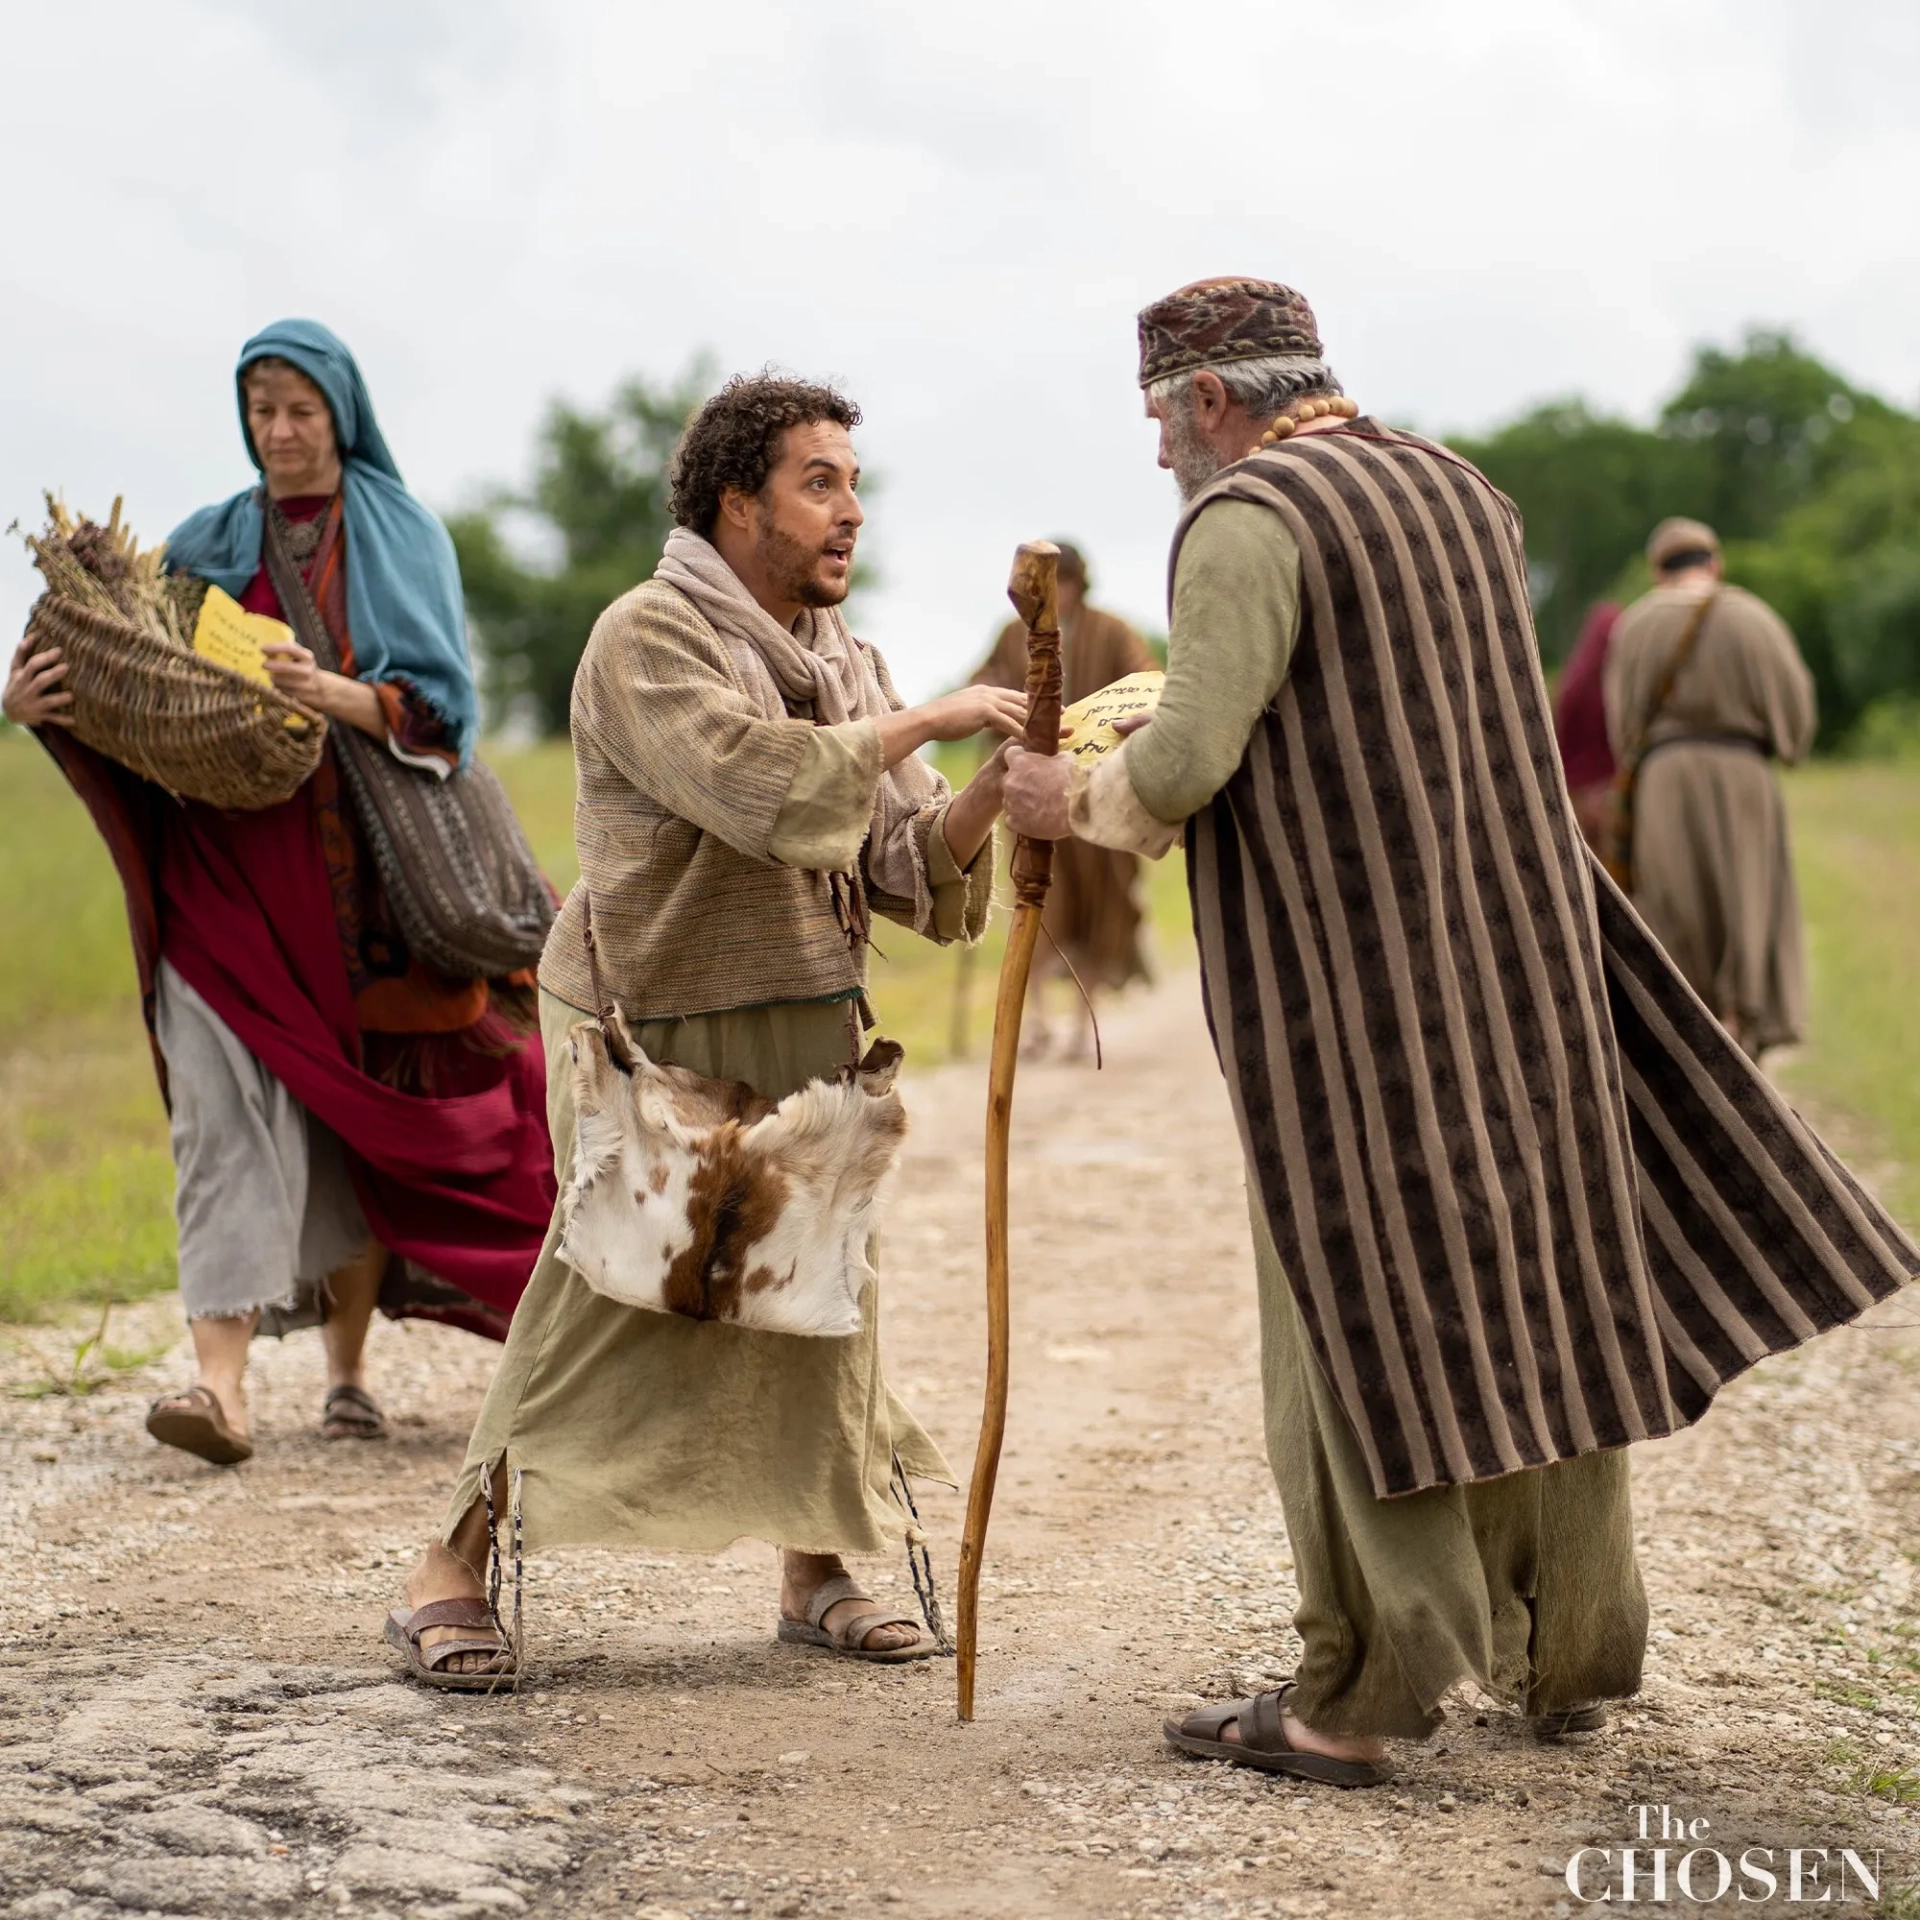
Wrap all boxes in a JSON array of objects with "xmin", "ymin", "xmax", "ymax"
[
  {"xmin": 385, "ymin": 1601, "xmax": 517, "ymax": 1692},
  {"xmin": 322, "ymin": 1383, "xmax": 387, "ymax": 1441},
  {"xmin": 144, "ymin": 1386, "xmax": 253, "ymax": 1467},
  {"xmin": 776, "ymin": 1573, "xmax": 936, "ymax": 1664},
  {"xmin": 1164, "ymin": 1683, "xmax": 1389, "ymax": 1788}
]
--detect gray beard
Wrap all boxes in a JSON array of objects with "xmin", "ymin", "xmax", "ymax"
[{"xmin": 1163, "ymin": 398, "xmax": 1224, "ymax": 502}]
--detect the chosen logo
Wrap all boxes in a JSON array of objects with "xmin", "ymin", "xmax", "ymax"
[{"xmin": 1565, "ymin": 1805, "xmax": 1883, "ymax": 1905}]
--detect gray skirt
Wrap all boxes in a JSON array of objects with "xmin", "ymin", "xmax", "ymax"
[{"xmin": 152, "ymin": 959, "xmax": 369, "ymax": 1322}]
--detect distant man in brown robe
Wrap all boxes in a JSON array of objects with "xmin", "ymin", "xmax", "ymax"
[
  {"xmin": 1605, "ymin": 518, "xmax": 1815, "ymax": 1056},
  {"xmin": 974, "ymin": 542, "xmax": 1156, "ymax": 1054},
  {"xmin": 1004, "ymin": 277, "xmax": 1913, "ymax": 1789}
]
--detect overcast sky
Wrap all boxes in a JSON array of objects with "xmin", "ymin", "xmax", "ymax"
[{"xmin": 5, "ymin": 0, "xmax": 1918, "ymax": 700}]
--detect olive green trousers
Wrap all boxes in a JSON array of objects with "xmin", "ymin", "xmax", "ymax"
[{"xmin": 1253, "ymin": 1200, "xmax": 1649, "ymax": 1738}]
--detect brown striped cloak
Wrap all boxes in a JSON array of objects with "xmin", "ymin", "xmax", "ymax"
[{"xmin": 1176, "ymin": 421, "xmax": 1916, "ymax": 1500}]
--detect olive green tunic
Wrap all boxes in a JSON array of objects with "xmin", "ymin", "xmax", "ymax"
[{"xmin": 444, "ymin": 989, "xmax": 949, "ymax": 1556}]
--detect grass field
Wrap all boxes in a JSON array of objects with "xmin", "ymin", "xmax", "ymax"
[
  {"xmin": 1770, "ymin": 763, "xmax": 1920, "ymax": 1225},
  {"xmin": 0, "ymin": 728, "xmax": 1908, "ymax": 1321}
]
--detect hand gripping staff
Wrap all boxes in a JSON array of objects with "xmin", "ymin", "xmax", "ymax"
[{"xmin": 956, "ymin": 540, "xmax": 1063, "ymax": 1722}]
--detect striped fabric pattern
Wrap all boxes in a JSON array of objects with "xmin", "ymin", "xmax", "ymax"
[{"xmin": 1178, "ymin": 423, "xmax": 1916, "ymax": 1499}]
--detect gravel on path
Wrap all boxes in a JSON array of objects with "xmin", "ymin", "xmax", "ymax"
[{"xmin": 3, "ymin": 975, "xmax": 1917, "ymax": 1918}]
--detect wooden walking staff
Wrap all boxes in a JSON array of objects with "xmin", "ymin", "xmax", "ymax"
[{"xmin": 956, "ymin": 539, "xmax": 1063, "ymax": 1722}]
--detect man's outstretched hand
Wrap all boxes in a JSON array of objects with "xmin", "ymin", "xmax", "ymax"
[{"xmin": 874, "ymin": 684, "xmax": 1027, "ymax": 772}]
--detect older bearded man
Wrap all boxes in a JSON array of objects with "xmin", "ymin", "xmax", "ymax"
[
  {"xmin": 1004, "ymin": 278, "xmax": 1916, "ymax": 1786},
  {"xmin": 390, "ymin": 374, "xmax": 1025, "ymax": 1688}
]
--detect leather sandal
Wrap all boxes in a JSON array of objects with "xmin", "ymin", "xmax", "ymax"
[
  {"xmin": 1164, "ymin": 1683, "xmax": 1389, "ymax": 1787},
  {"xmin": 145, "ymin": 1386, "xmax": 253, "ymax": 1467},
  {"xmin": 385, "ymin": 1600, "xmax": 517, "ymax": 1692},
  {"xmin": 1530, "ymin": 1702, "xmax": 1609, "ymax": 1737},
  {"xmin": 322, "ymin": 1383, "xmax": 387, "ymax": 1441},
  {"xmin": 776, "ymin": 1572, "xmax": 935, "ymax": 1664}
]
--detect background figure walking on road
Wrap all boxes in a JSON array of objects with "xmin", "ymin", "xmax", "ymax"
[
  {"xmin": 1605, "ymin": 517, "xmax": 1815, "ymax": 1056},
  {"xmin": 973, "ymin": 542, "xmax": 1156, "ymax": 1058}
]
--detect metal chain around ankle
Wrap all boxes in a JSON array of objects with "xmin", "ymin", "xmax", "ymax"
[{"xmin": 892, "ymin": 1451, "xmax": 953, "ymax": 1655}]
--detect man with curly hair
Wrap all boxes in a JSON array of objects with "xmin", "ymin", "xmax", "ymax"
[{"xmin": 389, "ymin": 373, "xmax": 1025, "ymax": 1686}]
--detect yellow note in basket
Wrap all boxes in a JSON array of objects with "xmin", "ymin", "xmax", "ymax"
[
  {"xmin": 191, "ymin": 585, "xmax": 289, "ymax": 688},
  {"xmin": 1057, "ymin": 669, "xmax": 1165, "ymax": 762}
]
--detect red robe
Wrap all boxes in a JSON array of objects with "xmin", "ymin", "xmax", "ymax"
[{"xmin": 1552, "ymin": 601, "xmax": 1621, "ymax": 854}]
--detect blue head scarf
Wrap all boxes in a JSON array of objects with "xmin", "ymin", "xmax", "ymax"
[{"xmin": 165, "ymin": 319, "xmax": 477, "ymax": 763}]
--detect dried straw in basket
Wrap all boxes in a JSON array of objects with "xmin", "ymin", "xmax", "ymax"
[{"xmin": 21, "ymin": 496, "xmax": 326, "ymax": 810}]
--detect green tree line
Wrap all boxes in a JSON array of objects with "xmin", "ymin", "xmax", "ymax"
[
  {"xmin": 448, "ymin": 364, "xmax": 710, "ymax": 736},
  {"xmin": 1450, "ymin": 329, "xmax": 1920, "ymax": 748},
  {"xmin": 453, "ymin": 331, "xmax": 1920, "ymax": 752}
]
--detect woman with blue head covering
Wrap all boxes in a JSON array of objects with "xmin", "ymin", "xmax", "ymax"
[
  {"xmin": 10, "ymin": 321, "xmax": 553, "ymax": 1470},
  {"xmin": 167, "ymin": 319, "xmax": 479, "ymax": 764}
]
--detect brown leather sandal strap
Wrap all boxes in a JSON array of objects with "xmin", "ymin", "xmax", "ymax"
[
  {"xmin": 1176, "ymin": 1699, "xmax": 1245, "ymax": 1743},
  {"xmin": 1243, "ymin": 1688, "xmax": 1294, "ymax": 1756},
  {"xmin": 802, "ymin": 1573, "xmax": 866, "ymax": 1631},
  {"xmin": 152, "ymin": 1385, "xmax": 220, "ymax": 1416},
  {"xmin": 405, "ymin": 1597, "xmax": 499, "ymax": 1640},
  {"xmin": 149, "ymin": 1386, "xmax": 239, "ymax": 1440},
  {"xmin": 832, "ymin": 1609, "xmax": 923, "ymax": 1650},
  {"xmin": 419, "ymin": 1637, "xmax": 511, "ymax": 1673}
]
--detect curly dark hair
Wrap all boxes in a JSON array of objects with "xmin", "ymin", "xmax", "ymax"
[{"xmin": 668, "ymin": 372, "xmax": 862, "ymax": 536}]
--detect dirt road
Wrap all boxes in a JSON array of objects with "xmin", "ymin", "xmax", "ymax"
[{"xmin": 4, "ymin": 974, "xmax": 1918, "ymax": 1918}]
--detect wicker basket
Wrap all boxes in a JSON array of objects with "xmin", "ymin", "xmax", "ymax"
[{"xmin": 22, "ymin": 500, "xmax": 326, "ymax": 811}]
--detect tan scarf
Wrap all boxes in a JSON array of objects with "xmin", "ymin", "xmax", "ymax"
[{"xmin": 654, "ymin": 528, "xmax": 941, "ymax": 926}]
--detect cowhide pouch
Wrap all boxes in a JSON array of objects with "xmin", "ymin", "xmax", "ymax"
[{"xmin": 556, "ymin": 1013, "xmax": 908, "ymax": 1337}]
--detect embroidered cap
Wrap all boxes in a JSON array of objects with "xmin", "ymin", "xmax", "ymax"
[{"xmin": 1137, "ymin": 277, "xmax": 1323, "ymax": 389}]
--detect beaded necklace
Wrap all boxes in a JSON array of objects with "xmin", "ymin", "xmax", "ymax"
[{"xmin": 1252, "ymin": 393, "xmax": 1360, "ymax": 450}]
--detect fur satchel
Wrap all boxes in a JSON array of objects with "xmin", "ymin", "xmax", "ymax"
[{"xmin": 555, "ymin": 1010, "xmax": 908, "ymax": 1337}]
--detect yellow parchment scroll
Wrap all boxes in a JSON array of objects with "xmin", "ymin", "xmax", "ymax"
[
  {"xmin": 191, "ymin": 585, "xmax": 289, "ymax": 688},
  {"xmin": 1058, "ymin": 669, "xmax": 1164, "ymax": 762}
]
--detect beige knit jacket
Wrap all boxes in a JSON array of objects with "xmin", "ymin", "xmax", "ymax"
[{"xmin": 539, "ymin": 578, "xmax": 990, "ymax": 1022}]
